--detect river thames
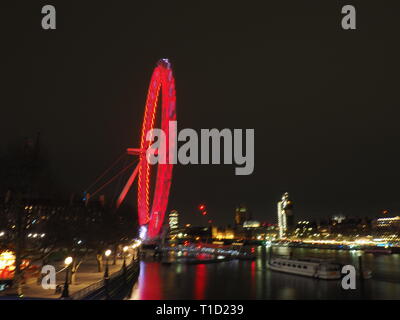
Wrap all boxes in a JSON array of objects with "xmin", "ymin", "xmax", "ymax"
[{"xmin": 129, "ymin": 246, "xmax": 400, "ymax": 300}]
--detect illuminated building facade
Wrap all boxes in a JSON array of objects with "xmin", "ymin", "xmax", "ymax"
[
  {"xmin": 277, "ymin": 192, "xmax": 294, "ymax": 239},
  {"xmin": 293, "ymin": 220, "xmax": 316, "ymax": 238},
  {"xmin": 212, "ymin": 226, "xmax": 235, "ymax": 240},
  {"xmin": 332, "ymin": 215, "xmax": 346, "ymax": 224},
  {"xmin": 243, "ymin": 220, "xmax": 260, "ymax": 228},
  {"xmin": 373, "ymin": 216, "xmax": 400, "ymax": 240},
  {"xmin": 375, "ymin": 216, "xmax": 400, "ymax": 229},
  {"xmin": 168, "ymin": 210, "xmax": 179, "ymax": 231}
]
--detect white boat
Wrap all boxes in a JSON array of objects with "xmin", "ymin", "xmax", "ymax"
[{"xmin": 268, "ymin": 257, "xmax": 342, "ymax": 280}]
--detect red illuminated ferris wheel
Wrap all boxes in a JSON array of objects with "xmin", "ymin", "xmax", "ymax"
[{"xmin": 116, "ymin": 59, "xmax": 176, "ymax": 240}]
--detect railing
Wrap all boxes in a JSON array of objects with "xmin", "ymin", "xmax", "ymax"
[
  {"xmin": 70, "ymin": 278, "xmax": 104, "ymax": 300},
  {"xmin": 70, "ymin": 259, "xmax": 140, "ymax": 300}
]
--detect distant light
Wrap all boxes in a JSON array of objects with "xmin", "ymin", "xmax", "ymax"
[
  {"xmin": 105, "ymin": 249, "xmax": 112, "ymax": 257},
  {"xmin": 139, "ymin": 226, "xmax": 147, "ymax": 240},
  {"xmin": 77, "ymin": 240, "xmax": 82, "ymax": 245},
  {"xmin": 131, "ymin": 239, "xmax": 142, "ymax": 249},
  {"xmin": 0, "ymin": 232, "xmax": 4, "ymax": 237},
  {"xmin": 123, "ymin": 246, "xmax": 129, "ymax": 252},
  {"xmin": 0, "ymin": 251, "xmax": 16, "ymax": 270}
]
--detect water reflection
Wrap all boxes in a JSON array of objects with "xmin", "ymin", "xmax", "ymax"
[
  {"xmin": 194, "ymin": 264, "xmax": 206, "ymax": 300},
  {"xmin": 132, "ymin": 262, "xmax": 163, "ymax": 300},
  {"xmin": 129, "ymin": 247, "xmax": 400, "ymax": 300}
]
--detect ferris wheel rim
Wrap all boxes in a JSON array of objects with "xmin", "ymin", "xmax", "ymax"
[{"xmin": 137, "ymin": 60, "xmax": 176, "ymax": 239}]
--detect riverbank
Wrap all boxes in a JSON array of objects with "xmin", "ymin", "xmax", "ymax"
[{"xmin": 1, "ymin": 256, "xmax": 134, "ymax": 299}]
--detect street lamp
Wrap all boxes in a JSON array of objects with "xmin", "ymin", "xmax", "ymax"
[
  {"xmin": 104, "ymin": 250, "xmax": 111, "ymax": 299},
  {"xmin": 104, "ymin": 249, "xmax": 111, "ymax": 279},
  {"xmin": 122, "ymin": 246, "xmax": 129, "ymax": 282},
  {"xmin": 123, "ymin": 246, "xmax": 129, "ymax": 268},
  {"xmin": 61, "ymin": 256, "xmax": 73, "ymax": 299}
]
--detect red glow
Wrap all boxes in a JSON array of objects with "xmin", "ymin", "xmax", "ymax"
[
  {"xmin": 138, "ymin": 262, "xmax": 163, "ymax": 299},
  {"xmin": 199, "ymin": 204, "xmax": 205, "ymax": 211},
  {"xmin": 194, "ymin": 264, "xmax": 207, "ymax": 300},
  {"xmin": 202, "ymin": 211, "xmax": 207, "ymax": 216},
  {"xmin": 250, "ymin": 260, "xmax": 256, "ymax": 283},
  {"xmin": 117, "ymin": 59, "xmax": 176, "ymax": 239}
]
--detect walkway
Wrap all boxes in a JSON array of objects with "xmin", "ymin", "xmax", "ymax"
[{"xmin": 11, "ymin": 256, "xmax": 131, "ymax": 299}]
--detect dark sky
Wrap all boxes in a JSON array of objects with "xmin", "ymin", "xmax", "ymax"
[{"xmin": 2, "ymin": 1, "xmax": 400, "ymax": 226}]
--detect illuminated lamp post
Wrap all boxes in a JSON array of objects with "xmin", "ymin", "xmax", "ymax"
[
  {"xmin": 104, "ymin": 249, "xmax": 111, "ymax": 278},
  {"xmin": 123, "ymin": 246, "xmax": 129, "ymax": 269},
  {"xmin": 122, "ymin": 246, "xmax": 129, "ymax": 282},
  {"xmin": 61, "ymin": 256, "xmax": 73, "ymax": 299},
  {"xmin": 104, "ymin": 249, "xmax": 111, "ymax": 299}
]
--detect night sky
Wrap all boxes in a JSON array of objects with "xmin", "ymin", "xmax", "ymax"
[{"xmin": 2, "ymin": 1, "xmax": 400, "ymax": 226}]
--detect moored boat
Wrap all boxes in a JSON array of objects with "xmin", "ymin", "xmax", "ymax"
[{"xmin": 268, "ymin": 256, "xmax": 342, "ymax": 280}]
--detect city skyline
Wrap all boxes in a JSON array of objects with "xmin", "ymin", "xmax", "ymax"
[{"xmin": 3, "ymin": 2, "xmax": 400, "ymax": 226}]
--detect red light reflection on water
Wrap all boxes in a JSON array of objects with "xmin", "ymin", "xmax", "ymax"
[
  {"xmin": 251, "ymin": 260, "xmax": 256, "ymax": 279},
  {"xmin": 194, "ymin": 264, "xmax": 207, "ymax": 299},
  {"xmin": 136, "ymin": 262, "xmax": 163, "ymax": 300}
]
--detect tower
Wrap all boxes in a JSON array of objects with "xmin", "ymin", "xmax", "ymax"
[
  {"xmin": 234, "ymin": 204, "xmax": 251, "ymax": 226},
  {"xmin": 277, "ymin": 192, "xmax": 294, "ymax": 238}
]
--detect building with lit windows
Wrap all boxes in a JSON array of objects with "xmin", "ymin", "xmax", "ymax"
[
  {"xmin": 168, "ymin": 210, "xmax": 179, "ymax": 232},
  {"xmin": 375, "ymin": 216, "xmax": 400, "ymax": 229},
  {"xmin": 277, "ymin": 192, "xmax": 294, "ymax": 239},
  {"xmin": 243, "ymin": 220, "xmax": 260, "ymax": 228},
  {"xmin": 332, "ymin": 215, "xmax": 346, "ymax": 224},
  {"xmin": 372, "ymin": 216, "xmax": 400, "ymax": 240},
  {"xmin": 212, "ymin": 226, "xmax": 235, "ymax": 240},
  {"xmin": 293, "ymin": 220, "xmax": 316, "ymax": 239}
]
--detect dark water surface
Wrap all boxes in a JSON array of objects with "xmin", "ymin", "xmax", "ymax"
[{"xmin": 129, "ymin": 246, "xmax": 400, "ymax": 299}]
